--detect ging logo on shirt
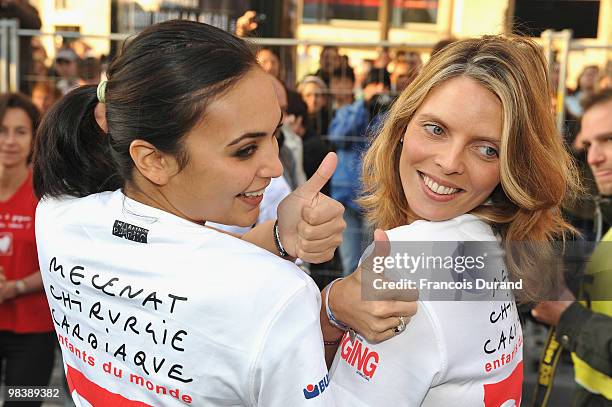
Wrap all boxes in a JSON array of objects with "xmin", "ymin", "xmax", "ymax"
[
  {"xmin": 303, "ymin": 374, "xmax": 330, "ymax": 399},
  {"xmin": 339, "ymin": 333, "xmax": 379, "ymax": 380}
]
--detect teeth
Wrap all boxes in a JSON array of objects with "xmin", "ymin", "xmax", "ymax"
[
  {"xmin": 243, "ymin": 188, "xmax": 265, "ymax": 197},
  {"xmin": 422, "ymin": 174, "xmax": 459, "ymax": 195}
]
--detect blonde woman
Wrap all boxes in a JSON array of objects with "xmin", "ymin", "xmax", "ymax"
[{"xmin": 329, "ymin": 35, "xmax": 579, "ymax": 406}]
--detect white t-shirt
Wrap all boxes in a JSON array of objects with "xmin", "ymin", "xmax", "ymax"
[
  {"xmin": 36, "ymin": 190, "xmax": 334, "ymax": 406},
  {"xmin": 329, "ymin": 214, "xmax": 524, "ymax": 407}
]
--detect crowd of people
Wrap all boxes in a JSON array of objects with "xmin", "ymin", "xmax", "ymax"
[{"xmin": 0, "ymin": 3, "xmax": 611, "ymax": 407}]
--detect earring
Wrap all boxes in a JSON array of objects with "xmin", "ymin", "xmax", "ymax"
[{"xmin": 400, "ymin": 137, "xmax": 404, "ymax": 144}]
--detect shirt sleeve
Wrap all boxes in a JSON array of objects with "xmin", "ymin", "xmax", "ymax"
[
  {"xmin": 557, "ymin": 302, "xmax": 612, "ymax": 376},
  {"xmin": 250, "ymin": 282, "xmax": 335, "ymax": 406}
]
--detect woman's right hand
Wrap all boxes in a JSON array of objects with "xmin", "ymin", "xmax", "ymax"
[{"xmin": 329, "ymin": 229, "xmax": 419, "ymax": 343}]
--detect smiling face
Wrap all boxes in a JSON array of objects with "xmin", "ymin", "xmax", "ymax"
[
  {"xmin": 0, "ymin": 108, "xmax": 33, "ymax": 169},
  {"xmin": 399, "ymin": 76, "xmax": 502, "ymax": 221},
  {"xmin": 301, "ymin": 82, "xmax": 327, "ymax": 114},
  {"xmin": 161, "ymin": 68, "xmax": 284, "ymax": 226}
]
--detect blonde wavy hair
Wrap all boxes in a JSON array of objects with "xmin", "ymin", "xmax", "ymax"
[{"xmin": 360, "ymin": 35, "xmax": 581, "ymax": 302}]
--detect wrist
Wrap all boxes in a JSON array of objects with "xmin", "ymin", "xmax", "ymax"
[
  {"xmin": 320, "ymin": 283, "xmax": 345, "ymax": 343},
  {"xmin": 14, "ymin": 279, "xmax": 27, "ymax": 296},
  {"xmin": 324, "ymin": 278, "xmax": 349, "ymax": 331}
]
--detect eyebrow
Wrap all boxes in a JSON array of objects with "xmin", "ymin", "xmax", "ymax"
[
  {"xmin": 581, "ymin": 131, "xmax": 612, "ymax": 146},
  {"xmin": 227, "ymin": 114, "xmax": 283, "ymax": 147},
  {"xmin": 417, "ymin": 112, "xmax": 501, "ymax": 144}
]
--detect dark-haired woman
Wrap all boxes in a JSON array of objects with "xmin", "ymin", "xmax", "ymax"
[
  {"xmin": 0, "ymin": 93, "xmax": 55, "ymax": 407},
  {"xmin": 33, "ymin": 21, "xmax": 415, "ymax": 406}
]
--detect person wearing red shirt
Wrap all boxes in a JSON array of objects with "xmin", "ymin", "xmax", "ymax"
[{"xmin": 0, "ymin": 92, "xmax": 55, "ymax": 407}]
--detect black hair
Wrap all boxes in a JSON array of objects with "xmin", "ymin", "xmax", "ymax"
[
  {"xmin": 331, "ymin": 66, "xmax": 355, "ymax": 83},
  {"xmin": 363, "ymin": 67, "xmax": 391, "ymax": 89},
  {"xmin": 286, "ymin": 90, "xmax": 307, "ymax": 125},
  {"xmin": 33, "ymin": 20, "xmax": 257, "ymax": 199},
  {"xmin": 0, "ymin": 92, "xmax": 41, "ymax": 163}
]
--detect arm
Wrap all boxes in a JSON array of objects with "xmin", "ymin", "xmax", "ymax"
[
  {"xmin": 0, "ymin": 270, "xmax": 44, "ymax": 303},
  {"xmin": 557, "ymin": 302, "xmax": 612, "ymax": 376},
  {"xmin": 252, "ymin": 284, "xmax": 335, "ymax": 406}
]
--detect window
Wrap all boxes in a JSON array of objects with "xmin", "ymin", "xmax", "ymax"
[
  {"xmin": 391, "ymin": 0, "xmax": 438, "ymax": 25},
  {"xmin": 513, "ymin": 0, "xmax": 600, "ymax": 39},
  {"xmin": 302, "ymin": 0, "xmax": 439, "ymax": 24},
  {"xmin": 303, "ymin": 0, "xmax": 381, "ymax": 23},
  {"xmin": 55, "ymin": 0, "xmax": 68, "ymax": 9}
]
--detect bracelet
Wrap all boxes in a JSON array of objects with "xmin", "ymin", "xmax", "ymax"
[
  {"xmin": 324, "ymin": 278, "xmax": 349, "ymax": 331},
  {"xmin": 273, "ymin": 220, "xmax": 289, "ymax": 258}
]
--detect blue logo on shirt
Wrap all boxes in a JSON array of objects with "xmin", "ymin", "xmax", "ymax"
[{"xmin": 303, "ymin": 374, "xmax": 330, "ymax": 399}]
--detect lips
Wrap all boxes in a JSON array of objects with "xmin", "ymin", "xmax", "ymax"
[{"xmin": 594, "ymin": 170, "xmax": 612, "ymax": 179}]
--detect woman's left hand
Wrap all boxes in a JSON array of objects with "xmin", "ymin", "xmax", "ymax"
[{"xmin": 277, "ymin": 153, "xmax": 346, "ymax": 264}]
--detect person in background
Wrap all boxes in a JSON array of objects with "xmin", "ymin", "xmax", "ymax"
[
  {"xmin": 31, "ymin": 80, "xmax": 62, "ymax": 114},
  {"xmin": 315, "ymin": 46, "xmax": 341, "ymax": 86},
  {"xmin": 566, "ymin": 65, "xmax": 600, "ymax": 119},
  {"xmin": 390, "ymin": 52, "xmax": 422, "ymax": 95},
  {"xmin": 330, "ymin": 67, "xmax": 355, "ymax": 110},
  {"xmin": 598, "ymin": 60, "xmax": 611, "ymax": 90},
  {"xmin": 54, "ymin": 47, "xmax": 83, "ymax": 95},
  {"xmin": 328, "ymin": 68, "xmax": 392, "ymax": 275},
  {"xmin": 533, "ymin": 89, "xmax": 612, "ymax": 407},
  {"xmin": 80, "ymin": 54, "xmax": 102, "ymax": 85},
  {"xmin": 373, "ymin": 47, "xmax": 391, "ymax": 70},
  {"xmin": 30, "ymin": 38, "xmax": 49, "ymax": 83},
  {"xmin": 256, "ymin": 48, "xmax": 281, "ymax": 79},
  {"xmin": 0, "ymin": 92, "xmax": 55, "ymax": 407},
  {"xmin": 298, "ymin": 75, "xmax": 331, "ymax": 137},
  {"xmin": 0, "ymin": 0, "xmax": 41, "ymax": 95},
  {"xmin": 272, "ymin": 75, "xmax": 307, "ymax": 189}
]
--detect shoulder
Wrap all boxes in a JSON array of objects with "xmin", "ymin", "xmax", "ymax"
[{"xmin": 386, "ymin": 214, "xmax": 496, "ymax": 242}]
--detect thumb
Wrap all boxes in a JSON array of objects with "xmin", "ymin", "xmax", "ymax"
[
  {"xmin": 372, "ymin": 228, "xmax": 390, "ymax": 259},
  {"xmin": 297, "ymin": 152, "xmax": 337, "ymax": 202}
]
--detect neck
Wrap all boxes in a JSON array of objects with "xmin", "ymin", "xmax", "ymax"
[
  {"xmin": 0, "ymin": 165, "xmax": 29, "ymax": 191},
  {"xmin": 123, "ymin": 179, "xmax": 199, "ymax": 224}
]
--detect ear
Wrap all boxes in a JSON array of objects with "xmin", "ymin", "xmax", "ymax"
[
  {"xmin": 94, "ymin": 103, "xmax": 107, "ymax": 133},
  {"xmin": 129, "ymin": 140, "xmax": 177, "ymax": 186}
]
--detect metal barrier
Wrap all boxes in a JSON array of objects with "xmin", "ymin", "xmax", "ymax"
[{"xmin": 0, "ymin": 19, "xmax": 19, "ymax": 93}]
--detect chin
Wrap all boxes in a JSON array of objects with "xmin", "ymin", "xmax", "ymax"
[
  {"xmin": 234, "ymin": 210, "xmax": 261, "ymax": 228},
  {"xmin": 411, "ymin": 204, "xmax": 461, "ymax": 223}
]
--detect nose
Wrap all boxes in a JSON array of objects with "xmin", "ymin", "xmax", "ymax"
[
  {"xmin": 3, "ymin": 131, "xmax": 18, "ymax": 145},
  {"xmin": 434, "ymin": 141, "xmax": 465, "ymax": 175},
  {"xmin": 587, "ymin": 143, "xmax": 605, "ymax": 167},
  {"xmin": 257, "ymin": 136, "xmax": 283, "ymax": 179}
]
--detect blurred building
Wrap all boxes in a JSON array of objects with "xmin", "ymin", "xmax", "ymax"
[
  {"xmin": 295, "ymin": 0, "xmax": 612, "ymax": 88},
  {"xmin": 13, "ymin": 0, "xmax": 612, "ymax": 90}
]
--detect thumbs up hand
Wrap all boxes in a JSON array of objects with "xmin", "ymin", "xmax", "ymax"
[
  {"xmin": 328, "ymin": 229, "xmax": 419, "ymax": 343},
  {"xmin": 276, "ymin": 153, "xmax": 346, "ymax": 263}
]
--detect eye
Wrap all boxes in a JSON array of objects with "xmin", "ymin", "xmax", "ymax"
[
  {"xmin": 424, "ymin": 124, "xmax": 444, "ymax": 136},
  {"xmin": 478, "ymin": 145, "xmax": 499, "ymax": 158},
  {"xmin": 235, "ymin": 145, "xmax": 258, "ymax": 159}
]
